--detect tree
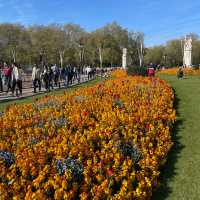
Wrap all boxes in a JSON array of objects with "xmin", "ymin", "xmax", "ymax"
[
  {"xmin": 63, "ymin": 23, "xmax": 87, "ymax": 67},
  {"xmin": 102, "ymin": 22, "xmax": 129, "ymax": 67},
  {"xmin": 135, "ymin": 32, "xmax": 145, "ymax": 67},
  {"xmin": 88, "ymin": 22, "xmax": 129, "ymax": 68},
  {"xmin": 0, "ymin": 22, "xmax": 145, "ymax": 69},
  {"xmin": 89, "ymin": 30, "xmax": 106, "ymax": 68},
  {"xmin": 48, "ymin": 24, "xmax": 67, "ymax": 68},
  {"xmin": 187, "ymin": 34, "xmax": 200, "ymax": 65},
  {"xmin": 29, "ymin": 24, "xmax": 69, "ymax": 66},
  {"xmin": 0, "ymin": 23, "xmax": 31, "ymax": 64},
  {"xmin": 165, "ymin": 39, "xmax": 182, "ymax": 66},
  {"xmin": 29, "ymin": 25, "xmax": 52, "ymax": 65},
  {"xmin": 192, "ymin": 40, "xmax": 200, "ymax": 65},
  {"xmin": 127, "ymin": 32, "xmax": 138, "ymax": 66},
  {"xmin": 144, "ymin": 45, "xmax": 165, "ymax": 65},
  {"xmin": 128, "ymin": 32, "xmax": 145, "ymax": 67}
]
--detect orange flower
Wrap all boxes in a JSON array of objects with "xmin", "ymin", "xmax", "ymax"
[{"xmin": 0, "ymin": 69, "xmax": 175, "ymax": 200}]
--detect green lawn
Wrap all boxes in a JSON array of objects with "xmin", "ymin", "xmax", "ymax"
[
  {"xmin": 153, "ymin": 75, "xmax": 200, "ymax": 200},
  {"xmin": 0, "ymin": 77, "xmax": 105, "ymax": 111}
]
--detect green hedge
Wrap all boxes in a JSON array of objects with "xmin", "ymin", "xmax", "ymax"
[{"xmin": 127, "ymin": 66, "xmax": 147, "ymax": 76}]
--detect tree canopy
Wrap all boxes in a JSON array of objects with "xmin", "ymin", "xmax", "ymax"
[
  {"xmin": 144, "ymin": 33, "xmax": 200, "ymax": 67},
  {"xmin": 0, "ymin": 22, "xmax": 144, "ymax": 68},
  {"xmin": 0, "ymin": 22, "xmax": 198, "ymax": 68}
]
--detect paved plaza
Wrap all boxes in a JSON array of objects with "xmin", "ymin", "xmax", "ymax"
[{"xmin": 0, "ymin": 74, "xmax": 90, "ymax": 103}]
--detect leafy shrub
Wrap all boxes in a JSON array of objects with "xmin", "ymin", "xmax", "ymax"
[{"xmin": 127, "ymin": 66, "xmax": 147, "ymax": 76}]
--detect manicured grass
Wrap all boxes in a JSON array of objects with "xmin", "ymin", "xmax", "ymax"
[
  {"xmin": 0, "ymin": 77, "xmax": 105, "ymax": 111},
  {"xmin": 153, "ymin": 75, "xmax": 200, "ymax": 200}
]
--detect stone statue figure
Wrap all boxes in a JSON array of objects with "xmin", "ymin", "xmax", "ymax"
[
  {"xmin": 185, "ymin": 37, "xmax": 192, "ymax": 51},
  {"xmin": 183, "ymin": 36, "xmax": 192, "ymax": 67}
]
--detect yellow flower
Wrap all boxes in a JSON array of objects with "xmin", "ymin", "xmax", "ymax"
[{"xmin": 0, "ymin": 70, "xmax": 175, "ymax": 199}]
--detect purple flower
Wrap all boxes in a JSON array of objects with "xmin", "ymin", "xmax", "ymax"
[{"xmin": 0, "ymin": 151, "xmax": 15, "ymax": 167}]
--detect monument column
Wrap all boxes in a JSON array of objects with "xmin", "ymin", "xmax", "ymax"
[
  {"xmin": 183, "ymin": 36, "xmax": 192, "ymax": 68},
  {"xmin": 122, "ymin": 48, "xmax": 127, "ymax": 70}
]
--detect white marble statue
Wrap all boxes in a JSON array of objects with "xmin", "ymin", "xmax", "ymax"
[{"xmin": 183, "ymin": 36, "xmax": 192, "ymax": 68}]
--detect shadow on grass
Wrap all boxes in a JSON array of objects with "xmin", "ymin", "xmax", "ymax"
[{"xmin": 152, "ymin": 90, "xmax": 185, "ymax": 200}]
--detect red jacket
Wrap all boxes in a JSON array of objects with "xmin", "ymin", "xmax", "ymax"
[
  {"xmin": 4, "ymin": 67, "xmax": 12, "ymax": 77},
  {"xmin": 147, "ymin": 68, "xmax": 155, "ymax": 76}
]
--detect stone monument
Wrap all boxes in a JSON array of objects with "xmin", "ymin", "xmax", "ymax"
[
  {"xmin": 122, "ymin": 48, "xmax": 127, "ymax": 69},
  {"xmin": 183, "ymin": 36, "xmax": 192, "ymax": 67}
]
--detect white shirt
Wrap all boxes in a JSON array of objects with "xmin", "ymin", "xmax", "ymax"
[
  {"xmin": 12, "ymin": 66, "xmax": 23, "ymax": 81},
  {"xmin": 32, "ymin": 67, "xmax": 40, "ymax": 80}
]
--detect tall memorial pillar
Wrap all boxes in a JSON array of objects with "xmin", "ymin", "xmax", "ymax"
[
  {"xmin": 122, "ymin": 48, "xmax": 127, "ymax": 70},
  {"xmin": 183, "ymin": 36, "xmax": 192, "ymax": 68}
]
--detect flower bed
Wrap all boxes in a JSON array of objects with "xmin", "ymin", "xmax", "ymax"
[
  {"xmin": 157, "ymin": 67, "xmax": 200, "ymax": 76},
  {"xmin": 111, "ymin": 69, "xmax": 127, "ymax": 78},
  {"xmin": 0, "ymin": 71, "xmax": 175, "ymax": 199}
]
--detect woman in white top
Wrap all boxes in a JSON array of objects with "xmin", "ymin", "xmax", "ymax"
[
  {"xmin": 32, "ymin": 64, "xmax": 41, "ymax": 93},
  {"xmin": 11, "ymin": 63, "xmax": 23, "ymax": 96}
]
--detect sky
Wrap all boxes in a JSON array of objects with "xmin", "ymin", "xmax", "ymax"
[{"xmin": 0, "ymin": 0, "xmax": 200, "ymax": 47}]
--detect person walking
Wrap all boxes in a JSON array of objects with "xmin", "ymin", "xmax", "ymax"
[
  {"xmin": 4, "ymin": 63, "xmax": 13, "ymax": 94},
  {"xmin": 32, "ymin": 64, "xmax": 41, "ymax": 93},
  {"xmin": 17, "ymin": 65, "xmax": 23, "ymax": 96},
  {"xmin": 48, "ymin": 66, "xmax": 54, "ymax": 90},
  {"xmin": 42, "ymin": 65, "xmax": 49, "ymax": 91},
  {"xmin": 11, "ymin": 63, "xmax": 23, "ymax": 96},
  {"xmin": 0, "ymin": 66, "xmax": 3, "ymax": 92},
  {"xmin": 77, "ymin": 67, "xmax": 81, "ymax": 83},
  {"xmin": 51, "ymin": 64, "xmax": 59, "ymax": 87}
]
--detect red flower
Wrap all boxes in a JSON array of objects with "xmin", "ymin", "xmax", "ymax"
[
  {"xmin": 83, "ymin": 111, "xmax": 88, "ymax": 117},
  {"xmin": 113, "ymin": 94, "xmax": 120, "ymax": 100},
  {"xmin": 146, "ymin": 124, "xmax": 150, "ymax": 129},
  {"xmin": 107, "ymin": 169, "xmax": 114, "ymax": 177},
  {"xmin": 98, "ymin": 161, "xmax": 103, "ymax": 168}
]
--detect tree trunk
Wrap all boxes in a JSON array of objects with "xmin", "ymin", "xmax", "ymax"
[
  {"xmin": 99, "ymin": 47, "xmax": 103, "ymax": 68},
  {"xmin": 82, "ymin": 48, "xmax": 85, "ymax": 66},
  {"xmin": 110, "ymin": 52, "xmax": 113, "ymax": 67},
  {"xmin": 11, "ymin": 49, "xmax": 16, "ymax": 63},
  {"xmin": 59, "ymin": 50, "xmax": 65, "ymax": 68},
  {"xmin": 137, "ymin": 42, "xmax": 144, "ymax": 67}
]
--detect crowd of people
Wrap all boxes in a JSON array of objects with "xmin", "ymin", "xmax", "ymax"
[
  {"xmin": 0, "ymin": 62, "xmax": 104, "ymax": 97},
  {"xmin": 0, "ymin": 62, "xmax": 23, "ymax": 96}
]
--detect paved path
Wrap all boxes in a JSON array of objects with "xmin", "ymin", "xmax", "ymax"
[{"xmin": 0, "ymin": 75, "xmax": 92, "ymax": 103}]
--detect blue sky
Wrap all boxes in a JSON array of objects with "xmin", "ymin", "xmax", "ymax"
[{"xmin": 0, "ymin": 0, "xmax": 200, "ymax": 46}]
